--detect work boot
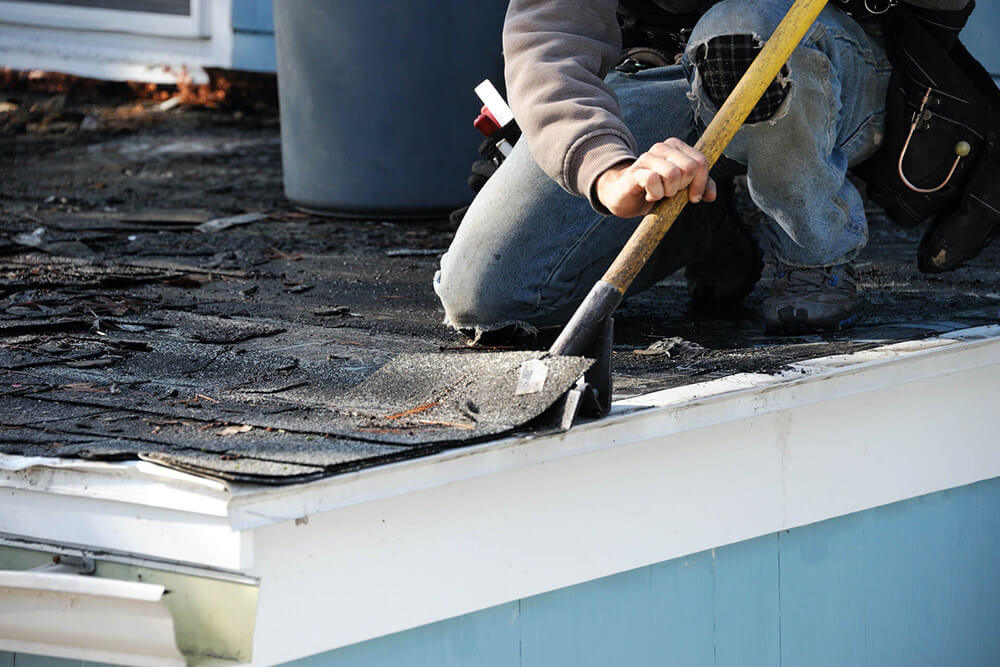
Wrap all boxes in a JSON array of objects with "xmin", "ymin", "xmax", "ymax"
[
  {"xmin": 684, "ymin": 178, "xmax": 763, "ymax": 307},
  {"xmin": 763, "ymin": 263, "xmax": 859, "ymax": 334}
]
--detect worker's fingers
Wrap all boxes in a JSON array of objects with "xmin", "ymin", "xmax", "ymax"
[
  {"xmin": 704, "ymin": 177, "xmax": 718, "ymax": 203},
  {"xmin": 633, "ymin": 155, "xmax": 683, "ymax": 199},
  {"xmin": 645, "ymin": 141, "xmax": 709, "ymax": 202},
  {"xmin": 633, "ymin": 167, "xmax": 665, "ymax": 203},
  {"xmin": 669, "ymin": 152, "xmax": 706, "ymax": 201},
  {"xmin": 594, "ymin": 140, "xmax": 719, "ymax": 219},
  {"xmin": 638, "ymin": 157, "xmax": 687, "ymax": 201},
  {"xmin": 661, "ymin": 137, "xmax": 711, "ymax": 170},
  {"xmin": 595, "ymin": 162, "xmax": 657, "ymax": 218},
  {"xmin": 670, "ymin": 141, "xmax": 711, "ymax": 203}
]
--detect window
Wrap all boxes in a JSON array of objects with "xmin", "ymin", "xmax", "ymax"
[{"xmin": 0, "ymin": 0, "xmax": 209, "ymax": 37}]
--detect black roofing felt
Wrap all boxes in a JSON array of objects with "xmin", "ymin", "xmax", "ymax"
[{"xmin": 1, "ymin": 98, "xmax": 998, "ymax": 485}]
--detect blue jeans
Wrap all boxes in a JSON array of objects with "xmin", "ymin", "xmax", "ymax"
[
  {"xmin": 435, "ymin": 0, "xmax": 891, "ymax": 334},
  {"xmin": 687, "ymin": 0, "xmax": 891, "ymax": 267}
]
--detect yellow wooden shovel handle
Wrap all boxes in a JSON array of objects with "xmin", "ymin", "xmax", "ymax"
[{"xmin": 601, "ymin": 0, "xmax": 829, "ymax": 294}]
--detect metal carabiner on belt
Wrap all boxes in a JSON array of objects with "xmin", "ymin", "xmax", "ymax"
[
  {"xmin": 863, "ymin": 0, "xmax": 899, "ymax": 15},
  {"xmin": 898, "ymin": 87, "xmax": 973, "ymax": 194},
  {"xmin": 833, "ymin": 0, "xmax": 899, "ymax": 17}
]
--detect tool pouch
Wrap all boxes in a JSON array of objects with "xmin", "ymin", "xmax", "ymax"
[
  {"xmin": 451, "ymin": 120, "xmax": 522, "ymax": 228},
  {"xmin": 854, "ymin": 1, "xmax": 1000, "ymax": 272},
  {"xmin": 477, "ymin": 121, "xmax": 522, "ymax": 168},
  {"xmin": 917, "ymin": 127, "xmax": 1000, "ymax": 272}
]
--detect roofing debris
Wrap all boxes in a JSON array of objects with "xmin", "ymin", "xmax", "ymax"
[
  {"xmin": 0, "ymin": 82, "xmax": 998, "ymax": 484},
  {"xmin": 195, "ymin": 212, "xmax": 269, "ymax": 234}
]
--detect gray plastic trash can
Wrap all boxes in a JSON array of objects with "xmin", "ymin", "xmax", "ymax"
[{"xmin": 274, "ymin": 1, "xmax": 509, "ymax": 217}]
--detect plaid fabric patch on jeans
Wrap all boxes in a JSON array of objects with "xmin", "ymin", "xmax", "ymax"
[{"xmin": 695, "ymin": 34, "xmax": 790, "ymax": 124}]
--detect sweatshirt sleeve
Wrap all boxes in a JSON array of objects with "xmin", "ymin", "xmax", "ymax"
[{"xmin": 502, "ymin": 0, "xmax": 638, "ymax": 211}]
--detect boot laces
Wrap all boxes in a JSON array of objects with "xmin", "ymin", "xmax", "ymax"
[{"xmin": 775, "ymin": 264, "xmax": 856, "ymax": 292}]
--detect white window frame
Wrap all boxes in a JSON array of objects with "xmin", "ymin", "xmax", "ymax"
[{"xmin": 0, "ymin": 0, "xmax": 210, "ymax": 38}]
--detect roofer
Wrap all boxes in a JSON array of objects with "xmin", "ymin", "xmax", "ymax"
[{"xmin": 435, "ymin": 0, "xmax": 988, "ymax": 340}]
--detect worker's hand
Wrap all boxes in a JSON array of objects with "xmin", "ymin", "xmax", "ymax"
[{"xmin": 595, "ymin": 138, "xmax": 716, "ymax": 219}]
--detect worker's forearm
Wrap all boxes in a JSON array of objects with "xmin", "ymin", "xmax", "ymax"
[{"xmin": 503, "ymin": 0, "xmax": 637, "ymax": 210}]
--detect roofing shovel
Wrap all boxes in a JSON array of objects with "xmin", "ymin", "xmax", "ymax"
[{"xmin": 331, "ymin": 0, "xmax": 830, "ymax": 447}]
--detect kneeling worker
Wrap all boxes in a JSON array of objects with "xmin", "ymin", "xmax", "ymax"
[{"xmin": 435, "ymin": 0, "xmax": 973, "ymax": 338}]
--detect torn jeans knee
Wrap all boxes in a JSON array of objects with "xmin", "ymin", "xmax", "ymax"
[
  {"xmin": 688, "ymin": 34, "xmax": 791, "ymax": 125},
  {"xmin": 433, "ymin": 267, "xmax": 543, "ymax": 344}
]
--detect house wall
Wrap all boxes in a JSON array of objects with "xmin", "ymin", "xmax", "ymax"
[
  {"xmin": 962, "ymin": 2, "xmax": 1000, "ymax": 77},
  {"xmin": 231, "ymin": 0, "xmax": 275, "ymax": 72},
  {"xmin": 4, "ymin": 476, "xmax": 998, "ymax": 666},
  {"xmin": 0, "ymin": 0, "xmax": 234, "ymax": 83},
  {"xmin": 283, "ymin": 476, "xmax": 1000, "ymax": 667}
]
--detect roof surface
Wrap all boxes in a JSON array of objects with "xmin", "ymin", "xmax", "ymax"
[{"xmin": 1, "ymin": 84, "xmax": 998, "ymax": 484}]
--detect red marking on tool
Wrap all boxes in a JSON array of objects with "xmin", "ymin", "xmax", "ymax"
[{"xmin": 474, "ymin": 106, "xmax": 501, "ymax": 137}]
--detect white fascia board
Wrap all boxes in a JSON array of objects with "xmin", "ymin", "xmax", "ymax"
[
  {"xmin": 0, "ymin": 488, "xmax": 252, "ymax": 571},
  {"xmin": 0, "ymin": 0, "xmax": 233, "ymax": 83},
  {"xmin": 0, "ymin": 453, "xmax": 237, "ymax": 572},
  {"xmin": 0, "ymin": 458, "xmax": 242, "ymax": 568},
  {"xmin": 0, "ymin": 458, "xmax": 230, "ymax": 516},
  {"xmin": 245, "ymin": 327, "xmax": 1000, "ymax": 664}
]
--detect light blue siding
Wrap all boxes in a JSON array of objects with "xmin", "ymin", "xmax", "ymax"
[
  {"xmin": 714, "ymin": 535, "xmax": 781, "ymax": 667},
  {"xmin": 231, "ymin": 0, "xmax": 275, "ymax": 72},
  {"xmin": 862, "ymin": 486, "xmax": 1000, "ymax": 665},
  {"xmin": 648, "ymin": 549, "xmax": 716, "ymax": 664},
  {"xmin": 4, "ymin": 477, "xmax": 1000, "ymax": 667},
  {"xmin": 232, "ymin": 0, "xmax": 273, "ymax": 33},
  {"xmin": 779, "ymin": 513, "xmax": 867, "ymax": 666},
  {"xmin": 962, "ymin": 2, "xmax": 1000, "ymax": 75},
  {"xmin": 292, "ymin": 602, "xmax": 520, "ymax": 667},
  {"xmin": 232, "ymin": 32, "xmax": 276, "ymax": 73},
  {"xmin": 520, "ymin": 566, "xmax": 657, "ymax": 666}
]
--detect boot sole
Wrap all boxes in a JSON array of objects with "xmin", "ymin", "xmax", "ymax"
[{"xmin": 764, "ymin": 309, "xmax": 857, "ymax": 335}]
